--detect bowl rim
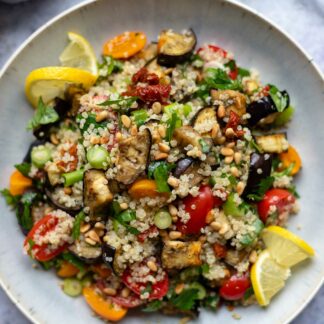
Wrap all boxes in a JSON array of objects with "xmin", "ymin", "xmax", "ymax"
[{"xmin": 0, "ymin": 0, "xmax": 323, "ymax": 323}]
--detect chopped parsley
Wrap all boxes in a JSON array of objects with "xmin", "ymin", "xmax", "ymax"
[
  {"xmin": 27, "ymin": 97, "xmax": 59, "ymax": 130},
  {"xmin": 76, "ymin": 112, "xmax": 108, "ymax": 135},
  {"xmin": 148, "ymin": 161, "xmax": 175, "ymax": 193},
  {"xmin": 1, "ymin": 189, "xmax": 20, "ymax": 207},
  {"xmin": 166, "ymin": 112, "xmax": 181, "ymax": 142},
  {"xmin": 131, "ymin": 109, "xmax": 148, "ymax": 127},
  {"xmin": 14, "ymin": 162, "xmax": 31, "ymax": 177},
  {"xmin": 142, "ymin": 300, "xmax": 163, "ymax": 312},
  {"xmin": 170, "ymin": 288, "xmax": 199, "ymax": 311},
  {"xmin": 97, "ymin": 55, "xmax": 123, "ymax": 81},
  {"xmin": 247, "ymin": 176, "xmax": 274, "ymax": 201},
  {"xmin": 268, "ymin": 84, "xmax": 289, "ymax": 112}
]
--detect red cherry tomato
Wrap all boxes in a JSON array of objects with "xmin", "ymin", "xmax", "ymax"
[
  {"xmin": 24, "ymin": 215, "xmax": 68, "ymax": 262},
  {"xmin": 258, "ymin": 189, "xmax": 296, "ymax": 223},
  {"xmin": 219, "ymin": 274, "xmax": 251, "ymax": 301},
  {"xmin": 122, "ymin": 263, "xmax": 169, "ymax": 300},
  {"xmin": 197, "ymin": 44, "xmax": 228, "ymax": 58},
  {"xmin": 110, "ymin": 295, "xmax": 144, "ymax": 308},
  {"xmin": 176, "ymin": 185, "xmax": 214, "ymax": 235}
]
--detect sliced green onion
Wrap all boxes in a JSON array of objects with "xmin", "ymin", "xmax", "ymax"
[
  {"xmin": 31, "ymin": 145, "xmax": 52, "ymax": 168},
  {"xmin": 154, "ymin": 210, "xmax": 172, "ymax": 229},
  {"xmin": 62, "ymin": 278, "xmax": 82, "ymax": 297},
  {"xmin": 63, "ymin": 169, "xmax": 84, "ymax": 187},
  {"xmin": 131, "ymin": 109, "xmax": 148, "ymax": 126},
  {"xmin": 223, "ymin": 193, "xmax": 244, "ymax": 217},
  {"xmin": 188, "ymin": 282, "xmax": 207, "ymax": 300},
  {"xmin": 119, "ymin": 209, "xmax": 136, "ymax": 223},
  {"xmin": 87, "ymin": 146, "xmax": 110, "ymax": 169}
]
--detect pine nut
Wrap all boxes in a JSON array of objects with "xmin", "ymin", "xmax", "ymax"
[
  {"xmin": 168, "ymin": 204, "xmax": 178, "ymax": 216},
  {"xmin": 87, "ymin": 230, "xmax": 100, "ymax": 243},
  {"xmin": 169, "ymin": 231, "xmax": 182, "ymax": 240},
  {"xmin": 121, "ymin": 115, "xmax": 131, "ymax": 128},
  {"xmin": 211, "ymin": 124, "xmax": 220, "ymax": 139},
  {"xmin": 206, "ymin": 211, "xmax": 214, "ymax": 224},
  {"xmin": 210, "ymin": 221, "xmax": 221, "ymax": 231},
  {"xmin": 225, "ymin": 127, "xmax": 235, "ymax": 138},
  {"xmin": 199, "ymin": 235, "xmax": 207, "ymax": 243},
  {"xmin": 96, "ymin": 230, "xmax": 105, "ymax": 237},
  {"xmin": 158, "ymin": 142, "xmax": 170, "ymax": 153},
  {"xmin": 217, "ymin": 105, "xmax": 226, "ymax": 118},
  {"xmin": 167, "ymin": 176, "xmax": 180, "ymax": 188},
  {"xmin": 100, "ymin": 137, "xmax": 108, "ymax": 144},
  {"xmin": 236, "ymin": 181, "xmax": 245, "ymax": 195},
  {"xmin": 220, "ymin": 147, "xmax": 234, "ymax": 156},
  {"xmin": 230, "ymin": 166, "xmax": 240, "ymax": 177},
  {"xmin": 155, "ymin": 152, "xmax": 168, "ymax": 160},
  {"xmin": 94, "ymin": 222, "xmax": 105, "ymax": 230},
  {"xmin": 63, "ymin": 187, "xmax": 72, "ymax": 195},
  {"xmin": 120, "ymin": 202, "xmax": 128, "ymax": 210},
  {"xmin": 224, "ymin": 156, "xmax": 234, "ymax": 164},
  {"xmin": 215, "ymin": 136, "xmax": 226, "ymax": 145},
  {"xmin": 103, "ymin": 288, "xmax": 117, "ymax": 296},
  {"xmin": 152, "ymin": 102, "xmax": 162, "ymax": 114},
  {"xmin": 219, "ymin": 223, "xmax": 230, "ymax": 235},
  {"xmin": 90, "ymin": 136, "xmax": 100, "ymax": 145},
  {"xmin": 234, "ymin": 152, "xmax": 242, "ymax": 164},
  {"xmin": 226, "ymin": 142, "xmax": 235, "ymax": 148},
  {"xmin": 172, "ymin": 216, "xmax": 178, "ymax": 223},
  {"xmin": 175, "ymin": 283, "xmax": 185, "ymax": 294},
  {"xmin": 121, "ymin": 287, "xmax": 130, "ymax": 298},
  {"xmin": 103, "ymin": 235, "xmax": 109, "ymax": 243},
  {"xmin": 50, "ymin": 133, "xmax": 59, "ymax": 145},
  {"xmin": 115, "ymin": 132, "xmax": 123, "ymax": 142},
  {"xmin": 130, "ymin": 125, "xmax": 138, "ymax": 136},
  {"xmin": 158, "ymin": 125, "xmax": 166, "ymax": 138},
  {"xmin": 80, "ymin": 223, "xmax": 91, "ymax": 233},
  {"xmin": 147, "ymin": 260, "xmax": 158, "ymax": 272},
  {"xmin": 249, "ymin": 250, "xmax": 258, "ymax": 264},
  {"xmin": 85, "ymin": 237, "xmax": 96, "ymax": 246},
  {"xmin": 95, "ymin": 110, "xmax": 109, "ymax": 122}
]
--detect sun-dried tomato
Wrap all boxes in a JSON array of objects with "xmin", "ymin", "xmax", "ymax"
[
  {"xmin": 132, "ymin": 67, "xmax": 159, "ymax": 85},
  {"xmin": 226, "ymin": 111, "xmax": 244, "ymax": 138}
]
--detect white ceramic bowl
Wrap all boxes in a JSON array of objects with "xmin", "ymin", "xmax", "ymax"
[{"xmin": 0, "ymin": 0, "xmax": 323, "ymax": 323}]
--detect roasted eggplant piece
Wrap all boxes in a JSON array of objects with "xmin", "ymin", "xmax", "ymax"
[
  {"xmin": 173, "ymin": 126, "xmax": 202, "ymax": 151},
  {"xmin": 173, "ymin": 157, "xmax": 203, "ymax": 187},
  {"xmin": 101, "ymin": 243, "xmax": 123, "ymax": 275},
  {"xmin": 255, "ymin": 133, "xmax": 288, "ymax": 154},
  {"xmin": 138, "ymin": 42, "xmax": 158, "ymax": 63},
  {"xmin": 162, "ymin": 240, "xmax": 202, "ymax": 270},
  {"xmin": 84, "ymin": 170, "xmax": 113, "ymax": 220},
  {"xmin": 23, "ymin": 139, "xmax": 47, "ymax": 163},
  {"xmin": 116, "ymin": 129, "xmax": 152, "ymax": 185},
  {"xmin": 247, "ymin": 91, "xmax": 290, "ymax": 127},
  {"xmin": 69, "ymin": 239, "xmax": 102, "ymax": 264},
  {"xmin": 45, "ymin": 186, "xmax": 82, "ymax": 215},
  {"xmin": 211, "ymin": 89, "xmax": 246, "ymax": 118},
  {"xmin": 157, "ymin": 29, "xmax": 197, "ymax": 67},
  {"xmin": 243, "ymin": 152, "xmax": 273, "ymax": 196},
  {"xmin": 191, "ymin": 107, "xmax": 218, "ymax": 135}
]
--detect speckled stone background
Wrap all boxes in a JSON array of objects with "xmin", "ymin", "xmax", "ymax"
[{"xmin": 0, "ymin": 0, "xmax": 323, "ymax": 323}]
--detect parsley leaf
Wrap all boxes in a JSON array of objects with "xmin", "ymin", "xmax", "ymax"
[
  {"xmin": 202, "ymin": 293, "xmax": 220, "ymax": 309},
  {"xmin": 72, "ymin": 211, "xmax": 85, "ymax": 240},
  {"xmin": 166, "ymin": 112, "xmax": 180, "ymax": 142},
  {"xmin": 148, "ymin": 161, "xmax": 175, "ymax": 193},
  {"xmin": 98, "ymin": 96, "xmax": 138, "ymax": 110},
  {"xmin": 27, "ymin": 97, "xmax": 59, "ymax": 130},
  {"xmin": 113, "ymin": 210, "xmax": 139, "ymax": 235},
  {"xmin": 14, "ymin": 162, "xmax": 31, "ymax": 177},
  {"xmin": 268, "ymin": 84, "xmax": 289, "ymax": 112},
  {"xmin": 20, "ymin": 192, "xmax": 38, "ymax": 231},
  {"xmin": 131, "ymin": 109, "xmax": 148, "ymax": 127},
  {"xmin": 244, "ymin": 287, "xmax": 254, "ymax": 300},
  {"xmin": 76, "ymin": 113, "xmax": 108, "ymax": 135},
  {"xmin": 247, "ymin": 176, "xmax": 274, "ymax": 201},
  {"xmin": 201, "ymin": 264, "xmax": 210, "ymax": 274},
  {"xmin": 97, "ymin": 55, "xmax": 123, "ymax": 81},
  {"xmin": 61, "ymin": 252, "xmax": 85, "ymax": 271},
  {"xmin": 142, "ymin": 300, "xmax": 163, "ymax": 312},
  {"xmin": 1, "ymin": 189, "xmax": 20, "ymax": 207},
  {"xmin": 170, "ymin": 288, "xmax": 199, "ymax": 311}
]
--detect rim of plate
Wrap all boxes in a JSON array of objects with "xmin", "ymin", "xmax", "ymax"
[{"xmin": 0, "ymin": 0, "xmax": 323, "ymax": 323}]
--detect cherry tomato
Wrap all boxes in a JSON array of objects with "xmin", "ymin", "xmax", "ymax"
[
  {"xmin": 176, "ymin": 185, "xmax": 214, "ymax": 235},
  {"xmin": 24, "ymin": 215, "xmax": 68, "ymax": 262},
  {"xmin": 213, "ymin": 195, "xmax": 224, "ymax": 208},
  {"xmin": 122, "ymin": 262, "xmax": 169, "ymax": 300},
  {"xmin": 197, "ymin": 44, "xmax": 228, "ymax": 58},
  {"xmin": 219, "ymin": 274, "xmax": 251, "ymax": 301},
  {"xmin": 110, "ymin": 295, "xmax": 144, "ymax": 308},
  {"xmin": 137, "ymin": 225, "xmax": 159, "ymax": 243},
  {"xmin": 258, "ymin": 189, "xmax": 296, "ymax": 223}
]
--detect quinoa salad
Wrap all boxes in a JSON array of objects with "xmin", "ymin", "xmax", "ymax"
[{"xmin": 2, "ymin": 29, "xmax": 304, "ymax": 321}]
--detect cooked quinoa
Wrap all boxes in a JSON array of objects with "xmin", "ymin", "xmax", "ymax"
[{"xmin": 2, "ymin": 29, "xmax": 301, "ymax": 320}]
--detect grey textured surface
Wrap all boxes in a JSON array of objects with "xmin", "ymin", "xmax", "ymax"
[{"xmin": 0, "ymin": 0, "xmax": 323, "ymax": 323}]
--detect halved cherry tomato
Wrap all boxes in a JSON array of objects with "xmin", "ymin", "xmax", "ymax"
[
  {"xmin": 279, "ymin": 145, "xmax": 302, "ymax": 175},
  {"xmin": 176, "ymin": 185, "xmax": 214, "ymax": 235},
  {"xmin": 57, "ymin": 261, "xmax": 79, "ymax": 278},
  {"xmin": 9, "ymin": 170, "xmax": 32, "ymax": 196},
  {"xmin": 257, "ymin": 189, "xmax": 296, "ymax": 223},
  {"xmin": 83, "ymin": 286, "xmax": 127, "ymax": 322},
  {"xmin": 197, "ymin": 44, "xmax": 228, "ymax": 58},
  {"xmin": 91, "ymin": 264, "xmax": 112, "ymax": 279},
  {"xmin": 122, "ymin": 263, "xmax": 169, "ymax": 300},
  {"xmin": 110, "ymin": 294, "xmax": 144, "ymax": 308},
  {"xmin": 219, "ymin": 274, "xmax": 251, "ymax": 301},
  {"xmin": 24, "ymin": 215, "xmax": 69, "ymax": 262},
  {"xmin": 102, "ymin": 31, "xmax": 146, "ymax": 59}
]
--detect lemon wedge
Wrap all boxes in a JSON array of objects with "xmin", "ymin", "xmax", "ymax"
[
  {"xmin": 251, "ymin": 250, "xmax": 291, "ymax": 306},
  {"xmin": 262, "ymin": 226, "xmax": 315, "ymax": 268},
  {"xmin": 59, "ymin": 32, "xmax": 98, "ymax": 75},
  {"xmin": 25, "ymin": 67, "xmax": 97, "ymax": 107}
]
